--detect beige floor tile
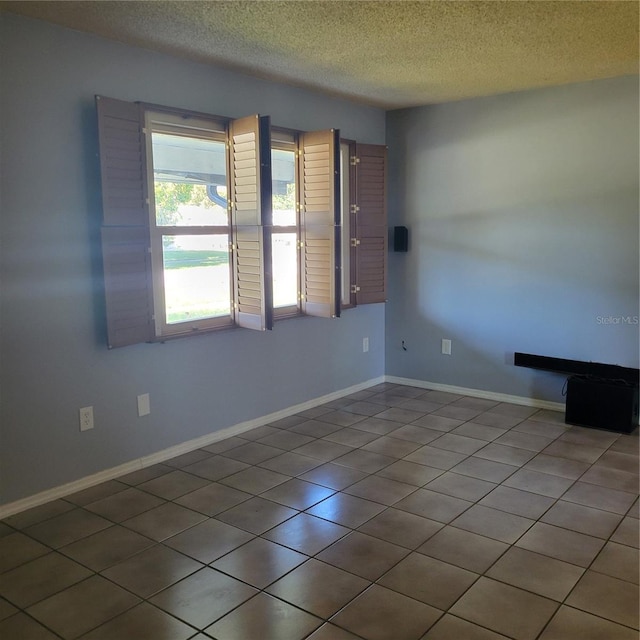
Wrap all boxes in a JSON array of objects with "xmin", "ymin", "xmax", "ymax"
[
  {"xmin": 541, "ymin": 500, "xmax": 622, "ymax": 538},
  {"xmin": 351, "ymin": 416, "xmax": 406, "ymax": 435},
  {"xmin": 561, "ymin": 481, "xmax": 637, "ymax": 515},
  {"xmin": 182, "ymin": 455, "xmax": 249, "ymax": 482},
  {"xmin": 473, "ymin": 443, "xmax": 536, "ymax": 466},
  {"xmin": 261, "ymin": 478, "xmax": 335, "ymax": 510},
  {"xmin": 299, "ymin": 462, "xmax": 368, "ymax": 490},
  {"xmin": 566, "ymin": 570, "xmax": 639, "ymax": 629},
  {"xmin": 263, "ymin": 512, "xmax": 350, "ymax": 555},
  {"xmin": 78, "ymin": 602, "xmax": 195, "ymax": 640},
  {"xmin": 331, "ymin": 584, "xmax": 442, "ymax": 640},
  {"xmin": 395, "ymin": 488, "xmax": 473, "ymax": 523},
  {"xmin": 0, "ymin": 598, "xmax": 18, "ymax": 622},
  {"xmin": 385, "ymin": 424, "xmax": 443, "ymax": 445},
  {"xmin": 411, "ymin": 414, "xmax": 464, "ymax": 432},
  {"xmin": 493, "ymin": 431, "xmax": 553, "ymax": 452},
  {"xmin": 163, "ymin": 449, "xmax": 213, "ymax": 468},
  {"xmin": 122, "ymin": 502, "xmax": 207, "ymax": 541},
  {"xmin": 290, "ymin": 419, "xmax": 343, "ymax": 438},
  {"xmin": 324, "ymin": 427, "xmax": 380, "ymax": 448},
  {"xmin": 450, "ymin": 577, "xmax": 558, "ymax": 640},
  {"xmin": 258, "ymin": 451, "xmax": 322, "ymax": 476},
  {"xmin": 258, "ymin": 429, "xmax": 315, "ymax": 451},
  {"xmin": 579, "ymin": 466, "xmax": 638, "ymax": 493},
  {"xmin": 541, "ymin": 440, "xmax": 606, "ymax": 464},
  {"xmin": 450, "ymin": 457, "xmax": 518, "ymax": 483},
  {"xmin": 60, "ymin": 524, "xmax": 155, "ymax": 571},
  {"xmin": 83, "ymin": 487, "xmax": 165, "ymax": 522},
  {"xmin": 357, "ymin": 508, "xmax": 443, "ymax": 549},
  {"xmin": 218, "ymin": 466, "xmax": 289, "ymax": 494},
  {"xmin": 317, "ymin": 410, "xmax": 368, "ymax": 427},
  {"xmin": 163, "ymin": 518, "xmax": 253, "ymax": 563},
  {"xmin": 591, "ymin": 541, "xmax": 639, "ymax": 584},
  {"xmin": 538, "ymin": 605, "xmax": 639, "ymax": 640},
  {"xmin": 485, "ymin": 403, "xmax": 538, "ymax": 420},
  {"xmin": 27, "ymin": 575, "xmax": 140, "ymax": 639},
  {"xmin": 513, "ymin": 420, "xmax": 567, "ymax": 439},
  {"xmin": 397, "ymin": 398, "xmax": 444, "ymax": 413},
  {"xmin": 101, "ymin": 544, "xmax": 202, "ymax": 598},
  {"xmin": 267, "ymin": 415, "xmax": 308, "ymax": 429},
  {"xmin": 0, "ymin": 551, "xmax": 92, "ymax": 608},
  {"xmin": 343, "ymin": 475, "xmax": 417, "ymax": 505},
  {"xmin": 307, "ymin": 623, "xmax": 363, "ymax": 640},
  {"xmin": 317, "ymin": 531, "xmax": 408, "ymax": 580},
  {"xmin": 375, "ymin": 407, "xmax": 427, "ymax": 423},
  {"xmin": 432, "ymin": 405, "xmax": 482, "ymax": 421},
  {"xmin": 332, "ymin": 448, "xmax": 396, "ymax": 473},
  {"xmin": 594, "ymin": 450, "xmax": 640, "ymax": 474},
  {"xmin": 24, "ymin": 508, "xmax": 112, "ymax": 549},
  {"xmin": 0, "ymin": 532, "xmax": 49, "ymax": 573},
  {"xmin": 266, "ymin": 558, "xmax": 369, "ymax": 618},
  {"xmin": 451, "ymin": 397, "xmax": 499, "ymax": 411},
  {"xmin": 205, "ymin": 592, "xmax": 322, "ymax": 640},
  {"xmin": 417, "ymin": 526, "xmax": 508, "ymax": 573},
  {"xmin": 451, "ymin": 505, "xmax": 534, "ymax": 544},
  {"xmin": 0, "ymin": 612, "xmax": 61, "ymax": 639},
  {"xmin": 174, "ymin": 482, "xmax": 252, "ymax": 516},
  {"xmin": 470, "ymin": 412, "xmax": 523, "ymax": 429},
  {"xmin": 486, "ymin": 547, "xmax": 584, "ymax": 600},
  {"xmin": 515, "ymin": 522, "xmax": 605, "ymax": 567},
  {"xmin": 221, "ymin": 441, "xmax": 283, "ymax": 465},
  {"xmin": 292, "ymin": 439, "xmax": 354, "ymax": 462},
  {"xmin": 425, "ymin": 472, "xmax": 496, "ymax": 502},
  {"xmin": 214, "ymin": 496, "xmax": 297, "ymax": 534},
  {"xmin": 63, "ymin": 481, "xmax": 129, "ymax": 507},
  {"xmin": 530, "ymin": 410, "xmax": 565, "ymax": 425},
  {"xmin": 503, "ymin": 468, "xmax": 574, "ymax": 498},
  {"xmin": 306, "ymin": 492, "xmax": 386, "ymax": 528},
  {"xmin": 200, "ymin": 436, "xmax": 250, "ymax": 454},
  {"xmin": 429, "ymin": 433, "xmax": 487, "ymax": 455},
  {"xmin": 362, "ymin": 435, "xmax": 423, "ymax": 458},
  {"xmin": 524, "ymin": 454, "xmax": 590, "ymax": 480},
  {"xmin": 150, "ymin": 567, "xmax": 257, "ymax": 629},
  {"xmin": 117, "ymin": 463, "xmax": 173, "ymax": 486},
  {"xmin": 451, "ymin": 422, "xmax": 509, "ymax": 441},
  {"xmin": 611, "ymin": 516, "xmax": 640, "ymax": 548},
  {"xmin": 3, "ymin": 500, "xmax": 75, "ymax": 530},
  {"xmin": 211, "ymin": 537, "xmax": 306, "ymax": 589},
  {"xmin": 404, "ymin": 445, "xmax": 468, "ymax": 470},
  {"xmin": 478, "ymin": 485, "xmax": 555, "ymax": 519},
  {"xmin": 379, "ymin": 552, "xmax": 478, "ymax": 610},
  {"xmin": 376, "ymin": 460, "xmax": 444, "ymax": 486},
  {"xmin": 343, "ymin": 400, "xmax": 389, "ymax": 416},
  {"xmin": 422, "ymin": 613, "xmax": 511, "ymax": 639}
]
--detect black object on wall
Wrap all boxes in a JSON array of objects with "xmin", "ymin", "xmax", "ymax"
[{"xmin": 393, "ymin": 226, "xmax": 408, "ymax": 252}]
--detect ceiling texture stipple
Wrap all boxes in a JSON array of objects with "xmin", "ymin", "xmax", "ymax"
[{"xmin": 1, "ymin": 0, "xmax": 638, "ymax": 108}]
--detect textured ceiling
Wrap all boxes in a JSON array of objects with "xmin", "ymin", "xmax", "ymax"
[{"xmin": 2, "ymin": 0, "xmax": 638, "ymax": 108}]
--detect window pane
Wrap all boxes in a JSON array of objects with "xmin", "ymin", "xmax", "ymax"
[
  {"xmin": 162, "ymin": 234, "xmax": 230, "ymax": 324},
  {"xmin": 272, "ymin": 149, "xmax": 296, "ymax": 226},
  {"xmin": 272, "ymin": 232, "xmax": 298, "ymax": 308},
  {"xmin": 152, "ymin": 132, "xmax": 228, "ymax": 226}
]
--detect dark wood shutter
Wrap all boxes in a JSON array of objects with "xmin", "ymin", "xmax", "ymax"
[
  {"xmin": 354, "ymin": 143, "xmax": 387, "ymax": 304},
  {"xmin": 299, "ymin": 129, "xmax": 341, "ymax": 318},
  {"xmin": 229, "ymin": 114, "xmax": 273, "ymax": 331},
  {"xmin": 96, "ymin": 96, "xmax": 154, "ymax": 348}
]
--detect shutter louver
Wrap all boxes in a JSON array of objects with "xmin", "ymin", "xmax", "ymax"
[
  {"xmin": 355, "ymin": 143, "xmax": 387, "ymax": 305},
  {"xmin": 230, "ymin": 115, "xmax": 273, "ymax": 331},
  {"xmin": 96, "ymin": 96, "xmax": 154, "ymax": 348},
  {"xmin": 300, "ymin": 129, "xmax": 341, "ymax": 318}
]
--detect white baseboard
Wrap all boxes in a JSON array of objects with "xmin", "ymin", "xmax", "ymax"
[
  {"xmin": 385, "ymin": 375, "xmax": 565, "ymax": 412},
  {"xmin": 0, "ymin": 376, "xmax": 385, "ymax": 519}
]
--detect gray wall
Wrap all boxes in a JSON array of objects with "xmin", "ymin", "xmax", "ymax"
[
  {"xmin": 386, "ymin": 76, "xmax": 639, "ymax": 402},
  {"xmin": 0, "ymin": 14, "xmax": 386, "ymax": 504}
]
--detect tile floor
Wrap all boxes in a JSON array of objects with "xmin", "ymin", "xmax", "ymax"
[{"xmin": 0, "ymin": 383, "xmax": 638, "ymax": 639}]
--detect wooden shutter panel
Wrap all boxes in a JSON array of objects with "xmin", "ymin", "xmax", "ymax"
[
  {"xmin": 354, "ymin": 143, "xmax": 387, "ymax": 305},
  {"xmin": 229, "ymin": 114, "xmax": 273, "ymax": 331},
  {"xmin": 96, "ymin": 96, "xmax": 154, "ymax": 348},
  {"xmin": 300, "ymin": 129, "xmax": 341, "ymax": 318}
]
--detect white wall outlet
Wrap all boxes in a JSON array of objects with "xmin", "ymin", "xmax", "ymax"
[
  {"xmin": 79, "ymin": 406, "xmax": 94, "ymax": 431},
  {"xmin": 137, "ymin": 393, "xmax": 151, "ymax": 417},
  {"xmin": 363, "ymin": 337, "xmax": 369, "ymax": 352},
  {"xmin": 441, "ymin": 339, "xmax": 452, "ymax": 355}
]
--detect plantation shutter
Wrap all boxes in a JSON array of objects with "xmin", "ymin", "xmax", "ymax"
[
  {"xmin": 299, "ymin": 129, "xmax": 341, "ymax": 318},
  {"xmin": 229, "ymin": 114, "xmax": 273, "ymax": 331},
  {"xmin": 354, "ymin": 143, "xmax": 387, "ymax": 304},
  {"xmin": 96, "ymin": 96, "xmax": 154, "ymax": 348}
]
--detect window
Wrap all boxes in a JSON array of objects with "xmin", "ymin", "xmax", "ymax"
[{"xmin": 97, "ymin": 95, "xmax": 386, "ymax": 349}]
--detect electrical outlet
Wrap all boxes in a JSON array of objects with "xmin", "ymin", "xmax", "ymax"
[
  {"xmin": 79, "ymin": 406, "xmax": 94, "ymax": 431},
  {"xmin": 363, "ymin": 337, "xmax": 369, "ymax": 353},
  {"xmin": 442, "ymin": 339, "xmax": 452, "ymax": 355},
  {"xmin": 137, "ymin": 393, "xmax": 151, "ymax": 417}
]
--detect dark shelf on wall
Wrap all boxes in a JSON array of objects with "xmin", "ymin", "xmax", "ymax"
[{"xmin": 514, "ymin": 352, "xmax": 639, "ymax": 384}]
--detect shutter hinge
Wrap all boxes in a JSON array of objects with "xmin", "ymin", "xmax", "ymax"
[
  {"xmin": 351, "ymin": 284, "xmax": 361, "ymax": 293},
  {"xmin": 350, "ymin": 238, "xmax": 360, "ymax": 247},
  {"xmin": 350, "ymin": 204, "xmax": 360, "ymax": 214},
  {"xmin": 350, "ymin": 156, "xmax": 360, "ymax": 166}
]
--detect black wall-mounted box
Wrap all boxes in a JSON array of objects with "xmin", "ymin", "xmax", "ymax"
[
  {"xmin": 393, "ymin": 226, "xmax": 408, "ymax": 252},
  {"xmin": 565, "ymin": 375, "xmax": 639, "ymax": 433}
]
